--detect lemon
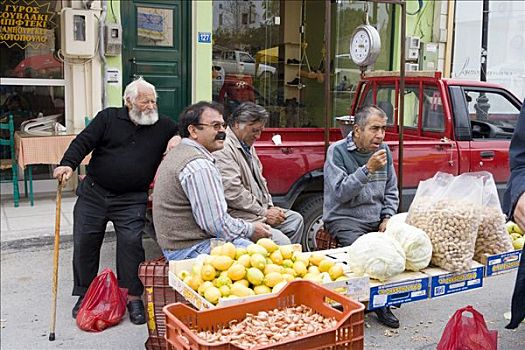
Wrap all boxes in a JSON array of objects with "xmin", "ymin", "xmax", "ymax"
[
  {"xmin": 303, "ymin": 273, "xmax": 322, "ymax": 284},
  {"xmin": 264, "ymin": 272, "xmax": 284, "ymax": 288},
  {"xmin": 308, "ymin": 265, "xmax": 321, "ymax": 275},
  {"xmin": 282, "ymin": 273, "xmax": 294, "ymax": 282},
  {"xmin": 319, "ymin": 259, "xmax": 335, "ymax": 273},
  {"xmin": 279, "ymin": 245, "xmax": 295, "ymax": 259},
  {"xmin": 309, "ymin": 253, "xmax": 326, "ymax": 266},
  {"xmin": 178, "ymin": 270, "xmax": 190, "ymax": 280},
  {"xmin": 270, "ymin": 250, "xmax": 284, "ymax": 265},
  {"xmin": 283, "ymin": 267, "xmax": 297, "ymax": 277},
  {"xmin": 246, "ymin": 267, "xmax": 265, "ymax": 286},
  {"xmin": 221, "ymin": 242, "xmax": 237, "ymax": 260},
  {"xmin": 250, "ymin": 253, "xmax": 267, "ymax": 271},
  {"xmin": 292, "ymin": 251, "xmax": 309, "ymax": 265},
  {"xmin": 247, "ymin": 244, "xmax": 268, "ymax": 256},
  {"xmin": 257, "ymin": 238, "xmax": 279, "ymax": 253},
  {"xmin": 198, "ymin": 281, "xmax": 214, "ymax": 296},
  {"xmin": 213, "ymin": 275, "xmax": 232, "ymax": 288},
  {"xmin": 201, "ymin": 264, "xmax": 216, "ymax": 281},
  {"xmin": 204, "ymin": 286, "xmax": 222, "ymax": 304},
  {"xmin": 191, "ymin": 262, "xmax": 203, "ymax": 276},
  {"xmin": 293, "ymin": 260, "xmax": 307, "ymax": 277},
  {"xmin": 235, "ymin": 247, "xmax": 248, "ymax": 260},
  {"xmin": 282, "ymin": 259, "xmax": 294, "ymax": 268},
  {"xmin": 237, "ymin": 254, "xmax": 251, "ymax": 268},
  {"xmin": 219, "ymin": 285, "xmax": 231, "ymax": 297},
  {"xmin": 233, "ymin": 279, "xmax": 250, "ymax": 288},
  {"xmin": 253, "ymin": 285, "xmax": 272, "ymax": 295},
  {"xmin": 227, "ymin": 263, "xmax": 247, "ymax": 281},
  {"xmin": 272, "ymin": 281, "xmax": 288, "ymax": 293},
  {"xmin": 264, "ymin": 263, "xmax": 283, "ymax": 275},
  {"xmin": 186, "ymin": 274, "xmax": 203, "ymax": 291},
  {"xmin": 211, "ymin": 255, "xmax": 234, "ymax": 271},
  {"xmin": 230, "ymin": 283, "xmax": 255, "ymax": 297},
  {"xmin": 210, "ymin": 245, "xmax": 223, "ymax": 256},
  {"xmin": 329, "ymin": 264, "xmax": 345, "ymax": 280}
]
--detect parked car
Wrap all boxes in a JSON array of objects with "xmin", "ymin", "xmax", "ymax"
[{"xmin": 213, "ymin": 48, "xmax": 276, "ymax": 78}]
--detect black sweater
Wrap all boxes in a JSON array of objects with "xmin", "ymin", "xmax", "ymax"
[{"xmin": 60, "ymin": 107, "xmax": 178, "ymax": 193}]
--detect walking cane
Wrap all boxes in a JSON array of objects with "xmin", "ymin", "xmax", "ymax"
[{"xmin": 49, "ymin": 178, "xmax": 64, "ymax": 341}]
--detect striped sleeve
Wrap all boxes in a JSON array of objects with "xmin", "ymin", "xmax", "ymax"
[{"xmin": 179, "ymin": 158, "xmax": 253, "ymax": 241}]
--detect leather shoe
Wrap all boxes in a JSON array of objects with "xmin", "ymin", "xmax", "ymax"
[
  {"xmin": 72, "ymin": 295, "xmax": 84, "ymax": 319},
  {"xmin": 374, "ymin": 306, "xmax": 400, "ymax": 328},
  {"xmin": 127, "ymin": 300, "xmax": 146, "ymax": 325}
]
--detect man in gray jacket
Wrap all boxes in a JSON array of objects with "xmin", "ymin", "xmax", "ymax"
[
  {"xmin": 214, "ymin": 102, "xmax": 304, "ymax": 245},
  {"xmin": 323, "ymin": 105, "xmax": 400, "ymax": 328}
]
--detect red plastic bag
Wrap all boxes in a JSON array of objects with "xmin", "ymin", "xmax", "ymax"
[
  {"xmin": 76, "ymin": 268, "xmax": 128, "ymax": 332},
  {"xmin": 437, "ymin": 305, "xmax": 497, "ymax": 350}
]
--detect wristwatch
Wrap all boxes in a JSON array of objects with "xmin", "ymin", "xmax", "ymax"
[{"xmin": 362, "ymin": 165, "xmax": 370, "ymax": 176}]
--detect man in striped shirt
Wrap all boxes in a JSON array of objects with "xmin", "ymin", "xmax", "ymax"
[{"xmin": 153, "ymin": 101, "xmax": 272, "ymax": 260}]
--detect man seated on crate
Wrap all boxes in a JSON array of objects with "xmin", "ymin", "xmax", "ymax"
[
  {"xmin": 53, "ymin": 77, "xmax": 181, "ymax": 325},
  {"xmin": 153, "ymin": 101, "xmax": 273, "ymax": 260},
  {"xmin": 213, "ymin": 102, "xmax": 304, "ymax": 246},
  {"xmin": 323, "ymin": 105, "xmax": 400, "ymax": 329}
]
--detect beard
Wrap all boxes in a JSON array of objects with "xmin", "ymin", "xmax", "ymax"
[{"xmin": 129, "ymin": 106, "xmax": 159, "ymax": 125}]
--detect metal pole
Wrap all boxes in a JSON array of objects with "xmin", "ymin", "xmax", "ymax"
[
  {"xmin": 480, "ymin": 0, "xmax": 489, "ymax": 82},
  {"xmin": 398, "ymin": 1, "xmax": 406, "ymax": 211},
  {"xmin": 324, "ymin": 0, "xmax": 332, "ymax": 154}
]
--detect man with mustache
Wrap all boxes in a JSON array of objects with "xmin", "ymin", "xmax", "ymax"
[
  {"xmin": 153, "ymin": 101, "xmax": 272, "ymax": 260},
  {"xmin": 214, "ymin": 102, "xmax": 304, "ymax": 245},
  {"xmin": 323, "ymin": 105, "xmax": 400, "ymax": 328},
  {"xmin": 53, "ymin": 77, "xmax": 180, "ymax": 325}
]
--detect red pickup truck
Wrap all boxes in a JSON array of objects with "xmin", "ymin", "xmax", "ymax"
[{"xmin": 255, "ymin": 71, "xmax": 522, "ymax": 251}]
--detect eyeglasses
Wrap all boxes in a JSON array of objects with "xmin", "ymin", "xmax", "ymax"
[{"xmin": 193, "ymin": 122, "xmax": 226, "ymax": 131}]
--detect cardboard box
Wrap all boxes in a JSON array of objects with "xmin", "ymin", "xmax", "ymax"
[
  {"xmin": 368, "ymin": 271, "xmax": 430, "ymax": 310},
  {"xmin": 479, "ymin": 250, "xmax": 522, "ymax": 277},
  {"xmin": 424, "ymin": 262, "xmax": 484, "ymax": 298},
  {"xmin": 168, "ymin": 256, "xmax": 369, "ymax": 310}
]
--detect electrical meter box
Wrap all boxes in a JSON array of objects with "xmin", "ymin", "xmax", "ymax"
[
  {"xmin": 104, "ymin": 23, "xmax": 122, "ymax": 56},
  {"xmin": 419, "ymin": 42, "xmax": 439, "ymax": 71},
  {"xmin": 405, "ymin": 36, "xmax": 420, "ymax": 62},
  {"xmin": 61, "ymin": 8, "xmax": 96, "ymax": 57}
]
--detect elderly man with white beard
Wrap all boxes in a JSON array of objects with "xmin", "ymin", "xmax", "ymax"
[{"xmin": 53, "ymin": 77, "xmax": 180, "ymax": 325}]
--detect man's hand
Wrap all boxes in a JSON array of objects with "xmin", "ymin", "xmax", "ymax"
[
  {"xmin": 514, "ymin": 192, "xmax": 525, "ymax": 233},
  {"xmin": 265, "ymin": 207, "xmax": 286, "ymax": 227},
  {"xmin": 378, "ymin": 218, "xmax": 389, "ymax": 232},
  {"xmin": 251, "ymin": 222, "xmax": 272, "ymax": 242},
  {"xmin": 366, "ymin": 149, "xmax": 387, "ymax": 174},
  {"xmin": 164, "ymin": 135, "xmax": 182, "ymax": 155},
  {"xmin": 53, "ymin": 166, "xmax": 73, "ymax": 183}
]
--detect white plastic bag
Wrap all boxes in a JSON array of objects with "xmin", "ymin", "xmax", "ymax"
[
  {"xmin": 347, "ymin": 232, "xmax": 406, "ymax": 281},
  {"xmin": 386, "ymin": 223, "xmax": 432, "ymax": 271}
]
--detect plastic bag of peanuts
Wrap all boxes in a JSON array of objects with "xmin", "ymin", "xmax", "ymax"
[
  {"xmin": 473, "ymin": 172, "xmax": 514, "ymax": 262},
  {"xmin": 406, "ymin": 172, "xmax": 484, "ymax": 272}
]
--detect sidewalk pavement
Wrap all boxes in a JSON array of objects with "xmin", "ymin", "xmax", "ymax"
[{"xmin": 1, "ymin": 191, "xmax": 113, "ymax": 250}]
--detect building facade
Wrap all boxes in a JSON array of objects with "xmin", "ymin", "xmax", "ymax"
[{"xmin": 0, "ymin": 0, "xmax": 521, "ymax": 193}]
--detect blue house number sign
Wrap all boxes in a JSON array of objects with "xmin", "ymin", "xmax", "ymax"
[{"xmin": 198, "ymin": 32, "xmax": 211, "ymax": 43}]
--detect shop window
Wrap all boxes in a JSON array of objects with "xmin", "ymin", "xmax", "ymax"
[{"xmin": 212, "ymin": 0, "xmax": 394, "ymax": 128}]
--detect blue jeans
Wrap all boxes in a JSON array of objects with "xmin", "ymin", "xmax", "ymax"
[{"xmin": 163, "ymin": 237, "xmax": 252, "ymax": 260}]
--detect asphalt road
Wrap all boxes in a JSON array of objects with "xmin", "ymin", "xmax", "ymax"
[{"xmin": 1, "ymin": 238, "xmax": 524, "ymax": 350}]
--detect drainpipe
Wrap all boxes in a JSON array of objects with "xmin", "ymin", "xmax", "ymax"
[
  {"xmin": 323, "ymin": 0, "xmax": 332, "ymax": 154},
  {"xmin": 99, "ymin": 0, "xmax": 108, "ymax": 108}
]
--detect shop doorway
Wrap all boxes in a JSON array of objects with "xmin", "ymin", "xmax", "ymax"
[{"xmin": 121, "ymin": 0, "xmax": 190, "ymax": 120}]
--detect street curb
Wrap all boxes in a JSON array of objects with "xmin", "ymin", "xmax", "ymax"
[{"xmin": 1, "ymin": 231, "xmax": 116, "ymax": 251}]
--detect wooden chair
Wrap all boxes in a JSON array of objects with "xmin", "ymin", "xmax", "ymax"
[{"xmin": 0, "ymin": 114, "xmax": 20, "ymax": 207}]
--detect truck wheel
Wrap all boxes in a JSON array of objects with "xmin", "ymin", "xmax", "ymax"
[{"xmin": 295, "ymin": 194, "xmax": 324, "ymax": 252}]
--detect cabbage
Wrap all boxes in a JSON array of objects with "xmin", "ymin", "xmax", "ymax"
[
  {"xmin": 386, "ymin": 222, "xmax": 432, "ymax": 271},
  {"xmin": 385, "ymin": 212, "xmax": 408, "ymax": 230},
  {"xmin": 347, "ymin": 232, "xmax": 406, "ymax": 281}
]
